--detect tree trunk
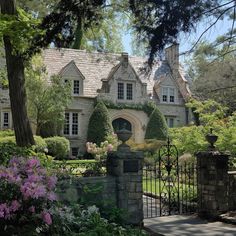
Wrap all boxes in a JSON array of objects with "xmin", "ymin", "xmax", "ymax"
[{"xmin": 1, "ymin": 0, "xmax": 35, "ymax": 146}]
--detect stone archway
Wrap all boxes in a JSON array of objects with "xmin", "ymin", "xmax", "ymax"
[{"xmin": 109, "ymin": 109, "xmax": 149, "ymax": 143}]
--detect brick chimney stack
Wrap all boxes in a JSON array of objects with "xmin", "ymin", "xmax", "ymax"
[{"xmin": 165, "ymin": 44, "xmax": 179, "ymax": 79}]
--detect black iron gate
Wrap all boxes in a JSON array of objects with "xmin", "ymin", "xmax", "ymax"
[{"xmin": 143, "ymin": 138, "xmax": 198, "ymax": 218}]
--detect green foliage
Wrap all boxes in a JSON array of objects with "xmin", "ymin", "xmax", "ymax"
[
  {"xmin": 98, "ymin": 99, "xmax": 156, "ymax": 117},
  {"xmin": 145, "ymin": 108, "xmax": 168, "ymax": 140},
  {"xmin": 0, "ymin": 133, "xmax": 50, "ymax": 165},
  {"xmin": 87, "ymin": 102, "xmax": 113, "ymax": 145},
  {"xmin": 187, "ymin": 99, "xmax": 227, "ymax": 126},
  {"xmin": 169, "ymin": 126, "xmax": 208, "ymax": 156},
  {"xmin": 25, "ymin": 55, "xmax": 71, "ymax": 136},
  {"xmin": 44, "ymin": 136, "xmax": 70, "ymax": 160},
  {"xmin": 0, "ymin": 8, "xmax": 43, "ymax": 57},
  {"xmin": 188, "ymin": 40, "xmax": 236, "ymax": 114}
]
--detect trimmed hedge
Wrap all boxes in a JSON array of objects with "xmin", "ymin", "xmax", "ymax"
[
  {"xmin": 87, "ymin": 101, "xmax": 113, "ymax": 145},
  {"xmin": 145, "ymin": 107, "xmax": 168, "ymax": 140},
  {"xmin": 44, "ymin": 136, "xmax": 70, "ymax": 160}
]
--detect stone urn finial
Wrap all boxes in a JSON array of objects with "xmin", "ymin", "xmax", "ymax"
[
  {"xmin": 205, "ymin": 128, "xmax": 218, "ymax": 150},
  {"xmin": 116, "ymin": 128, "xmax": 132, "ymax": 151}
]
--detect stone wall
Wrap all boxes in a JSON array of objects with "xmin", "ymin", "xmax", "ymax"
[
  {"xmin": 57, "ymin": 176, "xmax": 116, "ymax": 207},
  {"xmin": 196, "ymin": 151, "xmax": 229, "ymax": 218},
  {"xmin": 228, "ymin": 172, "xmax": 236, "ymax": 211}
]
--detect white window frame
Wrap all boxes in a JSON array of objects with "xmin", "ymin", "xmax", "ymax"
[
  {"xmin": 161, "ymin": 86, "xmax": 176, "ymax": 103},
  {"xmin": 117, "ymin": 82, "xmax": 134, "ymax": 101},
  {"xmin": 63, "ymin": 112, "xmax": 79, "ymax": 136}
]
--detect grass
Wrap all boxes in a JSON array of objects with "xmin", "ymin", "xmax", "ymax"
[{"xmin": 143, "ymin": 178, "xmax": 197, "ymax": 201}]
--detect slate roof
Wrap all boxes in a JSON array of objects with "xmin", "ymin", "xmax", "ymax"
[{"xmin": 42, "ymin": 48, "xmax": 190, "ymax": 99}]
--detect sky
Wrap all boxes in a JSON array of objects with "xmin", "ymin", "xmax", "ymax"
[{"xmin": 122, "ymin": 16, "xmax": 233, "ymax": 63}]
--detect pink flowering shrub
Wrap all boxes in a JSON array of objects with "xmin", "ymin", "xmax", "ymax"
[
  {"xmin": 86, "ymin": 133, "xmax": 120, "ymax": 160},
  {"xmin": 0, "ymin": 157, "xmax": 57, "ymax": 234}
]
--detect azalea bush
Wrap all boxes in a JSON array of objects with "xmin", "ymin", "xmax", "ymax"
[{"xmin": 0, "ymin": 157, "xmax": 57, "ymax": 235}]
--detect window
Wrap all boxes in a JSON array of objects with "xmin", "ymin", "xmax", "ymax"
[
  {"xmin": 71, "ymin": 147, "xmax": 79, "ymax": 157},
  {"xmin": 73, "ymin": 80, "xmax": 80, "ymax": 95},
  {"xmin": 3, "ymin": 112, "xmax": 9, "ymax": 128},
  {"xmin": 162, "ymin": 87, "xmax": 175, "ymax": 103},
  {"xmin": 118, "ymin": 83, "xmax": 124, "ymax": 99},
  {"xmin": 117, "ymin": 82, "xmax": 133, "ymax": 100},
  {"xmin": 166, "ymin": 117, "xmax": 175, "ymax": 128},
  {"xmin": 126, "ymin": 83, "xmax": 133, "ymax": 100},
  {"xmin": 64, "ymin": 112, "xmax": 79, "ymax": 136}
]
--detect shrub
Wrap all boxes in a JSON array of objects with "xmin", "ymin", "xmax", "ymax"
[
  {"xmin": 145, "ymin": 107, "xmax": 168, "ymax": 140},
  {"xmin": 44, "ymin": 136, "xmax": 70, "ymax": 160},
  {"xmin": 0, "ymin": 135, "xmax": 49, "ymax": 165},
  {"xmin": 0, "ymin": 157, "xmax": 57, "ymax": 235},
  {"xmin": 33, "ymin": 135, "xmax": 47, "ymax": 152},
  {"xmin": 87, "ymin": 101, "xmax": 113, "ymax": 145}
]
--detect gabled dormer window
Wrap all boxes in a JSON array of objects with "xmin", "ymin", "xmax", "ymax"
[
  {"xmin": 162, "ymin": 87, "xmax": 175, "ymax": 103},
  {"xmin": 117, "ymin": 82, "xmax": 133, "ymax": 100},
  {"xmin": 73, "ymin": 80, "xmax": 80, "ymax": 95}
]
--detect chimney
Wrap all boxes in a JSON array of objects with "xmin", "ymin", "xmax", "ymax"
[
  {"xmin": 121, "ymin": 52, "xmax": 128, "ymax": 68},
  {"xmin": 165, "ymin": 44, "xmax": 179, "ymax": 79}
]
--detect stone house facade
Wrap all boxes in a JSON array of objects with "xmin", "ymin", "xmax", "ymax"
[{"xmin": 0, "ymin": 44, "xmax": 192, "ymax": 155}]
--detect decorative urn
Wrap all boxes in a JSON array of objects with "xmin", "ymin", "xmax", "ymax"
[
  {"xmin": 205, "ymin": 128, "xmax": 218, "ymax": 150},
  {"xmin": 116, "ymin": 128, "xmax": 132, "ymax": 150}
]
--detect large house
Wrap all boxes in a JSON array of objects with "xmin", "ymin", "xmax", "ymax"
[{"xmin": 0, "ymin": 44, "xmax": 192, "ymax": 156}]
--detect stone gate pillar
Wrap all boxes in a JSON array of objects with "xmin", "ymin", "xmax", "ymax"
[
  {"xmin": 107, "ymin": 144, "xmax": 144, "ymax": 225},
  {"xmin": 196, "ymin": 150, "xmax": 229, "ymax": 218}
]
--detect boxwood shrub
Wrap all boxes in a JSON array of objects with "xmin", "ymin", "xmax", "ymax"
[
  {"xmin": 44, "ymin": 136, "xmax": 70, "ymax": 160},
  {"xmin": 87, "ymin": 101, "xmax": 113, "ymax": 145},
  {"xmin": 145, "ymin": 107, "xmax": 168, "ymax": 140}
]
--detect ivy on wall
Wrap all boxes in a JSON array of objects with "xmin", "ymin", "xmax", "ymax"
[{"xmin": 95, "ymin": 99, "xmax": 156, "ymax": 117}]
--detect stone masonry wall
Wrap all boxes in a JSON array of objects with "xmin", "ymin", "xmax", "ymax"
[
  {"xmin": 196, "ymin": 151, "xmax": 229, "ymax": 218},
  {"xmin": 57, "ymin": 176, "xmax": 116, "ymax": 207},
  {"xmin": 228, "ymin": 172, "xmax": 236, "ymax": 211}
]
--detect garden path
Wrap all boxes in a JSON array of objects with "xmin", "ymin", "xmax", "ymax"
[{"xmin": 144, "ymin": 214, "xmax": 236, "ymax": 236}]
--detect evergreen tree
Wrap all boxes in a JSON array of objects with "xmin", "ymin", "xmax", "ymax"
[
  {"xmin": 145, "ymin": 108, "xmax": 168, "ymax": 140},
  {"xmin": 87, "ymin": 102, "xmax": 113, "ymax": 145}
]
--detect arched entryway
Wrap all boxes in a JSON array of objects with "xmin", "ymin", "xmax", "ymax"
[{"xmin": 112, "ymin": 118, "xmax": 132, "ymax": 132}]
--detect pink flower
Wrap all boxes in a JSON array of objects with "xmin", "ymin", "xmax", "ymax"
[
  {"xmin": 107, "ymin": 144, "xmax": 113, "ymax": 152},
  {"xmin": 47, "ymin": 192, "xmax": 57, "ymax": 201},
  {"xmin": 26, "ymin": 158, "xmax": 40, "ymax": 169},
  {"xmin": 10, "ymin": 200, "xmax": 21, "ymax": 212},
  {"xmin": 28, "ymin": 206, "xmax": 35, "ymax": 213},
  {"xmin": 47, "ymin": 176, "xmax": 57, "ymax": 190},
  {"xmin": 41, "ymin": 211, "xmax": 52, "ymax": 225}
]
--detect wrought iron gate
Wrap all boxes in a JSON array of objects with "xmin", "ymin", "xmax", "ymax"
[{"xmin": 143, "ymin": 138, "xmax": 198, "ymax": 218}]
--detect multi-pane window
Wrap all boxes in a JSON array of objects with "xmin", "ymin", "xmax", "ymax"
[
  {"xmin": 64, "ymin": 112, "xmax": 79, "ymax": 136},
  {"xmin": 162, "ymin": 87, "xmax": 168, "ymax": 102},
  {"xmin": 166, "ymin": 117, "xmax": 175, "ymax": 128},
  {"xmin": 3, "ymin": 112, "xmax": 9, "ymax": 128},
  {"xmin": 64, "ymin": 113, "xmax": 70, "ymax": 135},
  {"xmin": 162, "ymin": 87, "xmax": 175, "ymax": 103},
  {"xmin": 72, "ymin": 113, "xmax": 78, "ymax": 135},
  {"xmin": 71, "ymin": 147, "xmax": 79, "ymax": 157},
  {"xmin": 117, "ymin": 82, "xmax": 133, "ymax": 100},
  {"xmin": 169, "ymin": 88, "xmax": 175, "ymax": 103},
  {"xmin": 73, "ymin": 80, "xmax": 80, "ymax": 95},
  {"xmin": 126, "ymin": 83, "xmax": 133, "ymax": 100},
  {"xmin": 118, "ymin": 83, "xmax": 124, "ymax": 99}
]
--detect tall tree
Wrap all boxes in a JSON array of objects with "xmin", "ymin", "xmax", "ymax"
[
  {"xmin": 188, "ymin": 41, "xmax": 236, "ymax": 114},
  {"xmin": 0, "ymin": 0, "xmax": 35, "ymax": 146},
  {"xmin": 25, "ymin": 56, "xmax": 71, "ymax": 136}
]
